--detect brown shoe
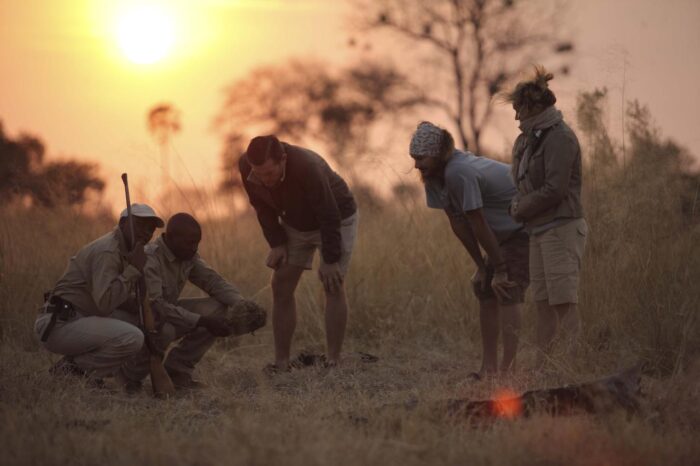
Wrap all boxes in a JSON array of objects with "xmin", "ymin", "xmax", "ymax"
[
  {"xmin": 49, "ymin": 356, "xmax": 105, "ymax": 388},
  {"xmin": 167, "ymin": 370, "xmax": 207, "ymax": 390},
  {"xmin": 114, "ymin": 369, "xmax": 143, "ymax": 395}
]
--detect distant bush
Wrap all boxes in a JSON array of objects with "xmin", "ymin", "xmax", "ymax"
[
  {"xmin": 0, "ymin": 120, "xmax": 104, "ymax": 207},
  {"xmin": 576, "ymin": 89, "xmax": 700, "ymax": 375}
]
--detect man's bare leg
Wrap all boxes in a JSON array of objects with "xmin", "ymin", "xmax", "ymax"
[
  {"xmin": 556, "ymin": 303, "xmax": 580, "ymax": 358},
  {"xmin": 499, "ymin": 303, "xmax": 522, "ymax": 372},
  {"xmin": 479, "ymin": 298, "xmax": 500, "ymax": 376},
  {"xmin": 324, "ymin": 284, "xmax": 347, "ymax": 365},
  {"xmin": 535, "ymin": 299, "xmax": 558, "ymax": 369},
  {"xmin": 271, "ymin": 264, "xmax": 305, "ymax": 369},
  {"xmin": 536, "ymin": 301, "xmax": 580, "ymax": 368}
]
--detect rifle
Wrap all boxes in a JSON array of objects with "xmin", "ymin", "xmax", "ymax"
[{"xmin": 121, "ymin": 173, "xmax": 175, "ymax": 398}]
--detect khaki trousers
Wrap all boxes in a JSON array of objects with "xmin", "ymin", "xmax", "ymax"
[
  {"xmin": 35, "ymin": 309, "xmax": 144, "ymax": 378},
  {"xmin": 120, "ymin": 297, "xmax": 227, "ymax": 381}
]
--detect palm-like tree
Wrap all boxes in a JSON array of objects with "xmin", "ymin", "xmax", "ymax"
[{"xmin": 147, "ymin": 103, "xmax": 181, "ymax": 192}]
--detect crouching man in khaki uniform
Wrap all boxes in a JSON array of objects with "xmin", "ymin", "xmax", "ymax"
[
  {"xmin": 35, "ymin": 204, "xmax": 164, "ymax": 385},
  {"xmin": 118, "ymin": 212, "xmax": 250, "ymax": 390}
]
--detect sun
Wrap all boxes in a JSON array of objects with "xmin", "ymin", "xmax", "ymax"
[{"xmin": 117, "ymin": 5, "xmax": 175, "ymax": 65}]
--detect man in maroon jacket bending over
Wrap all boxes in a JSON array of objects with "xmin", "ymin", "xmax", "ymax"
[{"xmin": 239, "ymin": 135, "xmax": 358, "ymax": 370}]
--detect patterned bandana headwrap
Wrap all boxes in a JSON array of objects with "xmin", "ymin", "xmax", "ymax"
[{"xmin": 409, "ymin": 121, "xmax": 444, "ymax": 158}]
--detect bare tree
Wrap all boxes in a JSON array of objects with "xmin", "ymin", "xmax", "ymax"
[
  {"xmin": 352, "ymin": 0, "xmax": 573, "ymax": 154},
  {"xmin": 147, "ymin": 103, "xmax": 181, "ymax": 191},
  {"xmin": 215, "ymin": 59, "xmax": 424, "ymax": 193}
]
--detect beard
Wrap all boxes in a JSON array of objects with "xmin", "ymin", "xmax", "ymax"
[{"xmin": 417, "ymin": 160, "xmax": 447, "ymax": 184}]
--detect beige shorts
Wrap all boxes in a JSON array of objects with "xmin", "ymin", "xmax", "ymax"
[
  {"xmin": 474, "ymin": 231, "xmax": 530, "ymax": 305},
  {"xmin": 530, "ymin": 218, "xmax": 588, "ymax": 305},
  {"xmin": 282, "ymin": 211, "xmax": 358, "ymax": 276}
]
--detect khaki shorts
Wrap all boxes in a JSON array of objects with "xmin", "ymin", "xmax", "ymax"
[
  {"xmin": 282, "ymin": 211, "xmax": 358, "ymax": 276},
  {"xmin": 473, "ymin": 231, "xmax": 530, "ymax": 305},
  {"xmin": 530, "ymin": 218, "xmax": 588, "ymax": 305}
]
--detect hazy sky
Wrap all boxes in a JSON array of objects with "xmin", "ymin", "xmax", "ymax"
[{"xmin": 1, "ymin": 0, "xmax": 698, "ymax": 210}]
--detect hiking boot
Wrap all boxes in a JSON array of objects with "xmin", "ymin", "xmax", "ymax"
[
  {"xmin": 49, "ymin": 356, "xmax": 105, "ymax": 388},
  {"xmin": 114, "ymin": 369, "xmax": 143, "ymax": 395},
  {"xmin": 49, "ymin": 356, "xmax": 84, "ymax": 376},
  {"xmin": 167, "ymin": 370, "xmax": 207, "ymax": 390},
  {"xmin": 123, "ymin": 379, "xmax": 143, "ymax": 394}
]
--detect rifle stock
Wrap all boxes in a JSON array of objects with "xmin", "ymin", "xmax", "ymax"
[
  {"xmin": 121, "ymin": 173, "xmax": 175, "ymax": 398},
  {"xmin": 143, "ymin": 299, "xmax": 175, "ymax": 397}
]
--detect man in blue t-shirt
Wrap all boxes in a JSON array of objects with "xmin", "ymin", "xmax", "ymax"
[{"xmin": 409, "ymin": 121, "xmax": 529, "ymax": 378}]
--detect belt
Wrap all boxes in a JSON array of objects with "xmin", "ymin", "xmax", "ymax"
[{"xmin": 40, "ymin": 292, "xmax": 76, "ymax": 342}]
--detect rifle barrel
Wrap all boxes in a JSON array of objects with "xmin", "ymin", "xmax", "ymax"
[{"xmin": 121, "ymin": 173, "xmax": 146, "ymax": 328}]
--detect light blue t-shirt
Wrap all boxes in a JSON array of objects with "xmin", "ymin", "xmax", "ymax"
[{"xmin": 425, "ymin": 150, "xmax": 522, "ymax": 238}]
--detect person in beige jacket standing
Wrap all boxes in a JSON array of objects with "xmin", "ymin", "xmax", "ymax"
[{"xmin": 504, "ymin": 66, "xmax": 588, "ymax": 368}]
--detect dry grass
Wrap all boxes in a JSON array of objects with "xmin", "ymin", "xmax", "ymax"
[
  {"xmin": 1, "ymin": 102, "xmax": 699, "ymax": 465},
  {"xmin": 1, "ymin": 197, "xmax": 699, "ymax": 466}
]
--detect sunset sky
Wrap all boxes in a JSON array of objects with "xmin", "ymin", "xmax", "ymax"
[{"xmin": 1, "ymin": 0, "xmax": 699, "ymax": 212}]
